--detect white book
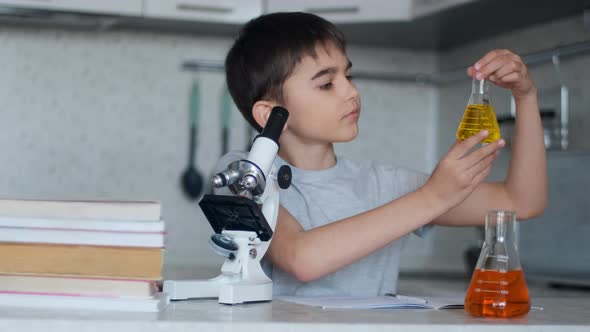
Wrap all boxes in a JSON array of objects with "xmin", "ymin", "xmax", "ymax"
[
  {"xmin": 0, "ymin": 274, "xmax": 158, "ymax": 298},
  {"xmin": 0, "ymin": 216, "xmax": 165, "ymax": 232},
  {"xmin": 0, "ymin": 292, "xmax": 169, "ymax": 312},
  {"xmin": 0, "ymin": 227, "xmax": 165, "ymax": 248},
  {"xmin": 277, "ymin": 295, "xmax": 464, "ymax": 310},
  {"xmin": 0, "ymin": 198, "xmax": 161, "ymax": 221}
]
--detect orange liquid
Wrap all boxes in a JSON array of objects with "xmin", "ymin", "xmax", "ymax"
[
  {"xmin": 464, "ymin": 269, "xmax": 530, "ymax": 318},
  {"xmin": 456, "ymin": 104, "xmax": 501, "ymax": 143}
]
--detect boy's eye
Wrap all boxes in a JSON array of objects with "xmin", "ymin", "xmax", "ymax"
[
  {"xmin": 346, "ymin": 75, "xmax": 354, "ymax": 81},
  {"xmin": 319, "ymin": 82, "xmax": 333, "ymax": 90}
]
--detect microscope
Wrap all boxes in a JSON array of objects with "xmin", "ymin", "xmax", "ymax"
[{"xmin": 163, "ymin": 106, "xmax": 291, "ymax": 304}]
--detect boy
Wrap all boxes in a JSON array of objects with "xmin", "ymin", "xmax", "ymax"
[{"xmin": 218, "ymin": 12, "xmax": 547, "ymax": 296}]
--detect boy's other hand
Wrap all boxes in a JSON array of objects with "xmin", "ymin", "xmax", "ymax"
[
  {"xmin": 421, "ymin": 130, "xmax": 505, "ymax": 210},
  {"xmin": 467, "ymin": 49, "xmax": 536, "ymax": 102}
]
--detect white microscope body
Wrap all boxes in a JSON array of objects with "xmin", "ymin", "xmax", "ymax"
[{"xmin": 163, "ymin": 106, "xmax": 290, "ymax": 304}]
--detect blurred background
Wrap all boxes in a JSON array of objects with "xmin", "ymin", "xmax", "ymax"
[{"xmin": 0, "ymin": 0, "xmax": 589, "ymax": 287}]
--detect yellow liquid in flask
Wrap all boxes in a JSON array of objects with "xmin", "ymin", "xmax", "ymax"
[{"xmin": 456, "ymin": 104, "xmax": 501, "ymax": 144}]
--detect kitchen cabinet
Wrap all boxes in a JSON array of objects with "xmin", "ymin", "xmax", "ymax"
[
  {"xmin": 143, "ymin": 0, "xmax": 262, "ymax": 24},
  {"xmin": 411, "ymin": 0, "xmax": 474, "ymax": 17},
  {"xmin": 266, "ymin": 0, "xmax": 412, "ymax": 23},
  {"xmin": 266, "ymin": 0, "xmax": 476, "ymax": 23},
  {"xmin": 0, "ymin": 0, "xmax": 143, "ymax": 16}
]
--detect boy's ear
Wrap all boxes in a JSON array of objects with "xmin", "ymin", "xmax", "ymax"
[{"xmin": 252, "ymin": 100, "xmax": 275, "ymax": 130}]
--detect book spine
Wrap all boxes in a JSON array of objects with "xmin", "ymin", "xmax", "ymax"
[
  {"xmin": 0, "ymin": 273, "xmax": 157, "ymax": 283},
  {"xmin": 0, "ymin": 216, "xmax": 165, "ymax": 232},
  {"xmin": 0, "ymin": 244, "xmax": 163, "ymax": 279},
  {"xmin": 0, "ymin": 228, "xmax": 165, "ymax": 248},
  {"xmin": 0, "ymin": 292, "xmax": 168, "ymax": 312},
  {"xmin": 0, "ymin": 199, "xmax": 161, "ymax": 221}
]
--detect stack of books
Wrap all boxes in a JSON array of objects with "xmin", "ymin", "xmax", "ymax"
[{"xmin": 0, "ymin": 198, "xmax": 168, "ymax": 312}]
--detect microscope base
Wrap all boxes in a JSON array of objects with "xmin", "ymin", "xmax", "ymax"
[{"xmin": 163, "ymin": 276, "xmax": 273, "ymax": 304}]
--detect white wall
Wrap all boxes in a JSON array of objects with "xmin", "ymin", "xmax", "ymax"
[
  {"xmin": 0, "ymin": 26, "xmax": 439, "ymax": 274},
  {"xmin": 340, "ymin": 45, "xmax": 438, "ymax": 173}
]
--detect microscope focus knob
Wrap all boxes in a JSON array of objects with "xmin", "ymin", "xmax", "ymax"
[
  {"xmin": 241, "ymin": 174, "xmax": 258, "ymax": 190},
  {"xmin": 278, "ymin": 165, "xmax": 292, "ymax": 189},
  {"xmin": 211, "ymin": 173, "xmax": 226, "ymax": 188}
]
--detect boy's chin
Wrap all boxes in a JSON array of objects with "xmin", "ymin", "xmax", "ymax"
[{"xmin": 333, "ymin": 129, "xmax": 359, "ymax": 142}]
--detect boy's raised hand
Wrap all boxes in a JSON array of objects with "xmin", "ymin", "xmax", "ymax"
[
  {"xmin": 467, "ymin": 49, "xmax": 536, "ymax": 101},
  {"xmin": 421, "ymin": 130, "xmax": 505, "ymax": 210}
]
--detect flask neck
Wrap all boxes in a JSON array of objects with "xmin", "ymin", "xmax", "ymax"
[
  {"xmin": 485, "ymin": 210, "xmax": 517, "ymax": 245},
  {"xmin": 479, "ymin": 210, "xmax": 524, "ymax": 272},
  {"xmin": 469, "ymin": 78, "xmax": 491, "ymax": 105}
]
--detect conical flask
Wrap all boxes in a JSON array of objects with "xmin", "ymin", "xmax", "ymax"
[
  {"xmin": 456, "ymin": 78, "xmax": 501, "ymax": 144},
  {"xmin": 464, "ymin": 210, "xmax": 531, "ymax": 318}
]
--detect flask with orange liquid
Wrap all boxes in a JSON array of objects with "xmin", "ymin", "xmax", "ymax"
[
  {"xmin": 456, "ymin": 78, "xmax": 501, "ymax": 144},
  {"xmin": 464, "ymin": 210, "xmax": 531, "ymax": 318}
]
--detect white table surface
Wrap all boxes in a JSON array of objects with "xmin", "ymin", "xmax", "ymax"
[{"xmin": 0, "ymin": 271, "xmax": 588, "ymax": 332}]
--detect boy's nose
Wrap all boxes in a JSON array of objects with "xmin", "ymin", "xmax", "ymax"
[{"xmin": 345, "ymin": 80, "xmax": 359, "ymax": 101}]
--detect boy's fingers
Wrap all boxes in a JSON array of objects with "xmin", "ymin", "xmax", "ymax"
[
  {"xmin": 468, "ymin": 150, "xmax": 498, "ymax": 180},
  {"xmin": 487, "ymin": 60, "xmax": 523, "ymax": 81},
  {"xmin": 472, "ymin": 163, "xmax": 493, "ymax": 186},
  {"xmin": 474, "ymin": 49, "xmax": 511, "ymax": 72},
  {"xmin": 463, "ymin": 139, "xmax": 504, "ymax": 166},
  {"xmin": 448, "ymin": 130, "xmax": 489, "ymax": 159},
  {"xmin": 447, "ymin": 139, "xmax": 464, "ymax": 152},
  {"xmin": 474, "ymin": 55, "xmax": 506, "ymax": 80},
  {"xmin": 497, "ymin": 72, "xmax": 521, "ymax": 84}
]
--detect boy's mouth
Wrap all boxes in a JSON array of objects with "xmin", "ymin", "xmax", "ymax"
[{"xmin": 342, "ymin": 108, "xmax": 360, "ymax": 120}]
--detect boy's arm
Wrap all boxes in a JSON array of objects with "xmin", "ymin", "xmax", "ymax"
[
  {"xmin": 433, "ymin": 49, "xmax": 547, "ymax": 226},
  {"xmin": 267, "ymin": 131, "xmax": 501, "ymax": 282}
]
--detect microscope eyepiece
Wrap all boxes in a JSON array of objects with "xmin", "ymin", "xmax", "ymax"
[{"xmin": 258, "ymin": 106, "xmax": 289, "ymax": 144}]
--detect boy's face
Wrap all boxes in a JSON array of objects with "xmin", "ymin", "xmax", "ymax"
[{"xmin": 281, "ymin": 43, "xmax": 361, "ymax": 144}]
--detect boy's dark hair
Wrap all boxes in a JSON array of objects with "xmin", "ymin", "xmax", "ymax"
[{"xmin": 225, "ymin": 12, "xmax": 346, "ymax": 132}]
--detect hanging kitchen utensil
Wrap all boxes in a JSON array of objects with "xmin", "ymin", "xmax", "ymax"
[
  {"xmin": 220, "ymin": 85, "xmax": 232, "ymax": 156},
  {"xmin": 180, "ymin": 77, "xmax": 204, "ymax": 200},
  {"xmin": 552, "ymin": 53, "xmax": 569, "ymax": 150}
]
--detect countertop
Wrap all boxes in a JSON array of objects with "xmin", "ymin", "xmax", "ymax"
[{"xmin": 0, "ymin": 273, "xmax": 589, "ymax": 332}]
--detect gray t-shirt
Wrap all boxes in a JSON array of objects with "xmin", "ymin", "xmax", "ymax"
[{"xmin": 214, "ymin": 151, "xmax": 431, "ymax": 297}]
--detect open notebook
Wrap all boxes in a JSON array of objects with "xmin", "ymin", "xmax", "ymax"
[{"xmin": 277, "ymin": 294, "xmax": 464, "ymax": 310}]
